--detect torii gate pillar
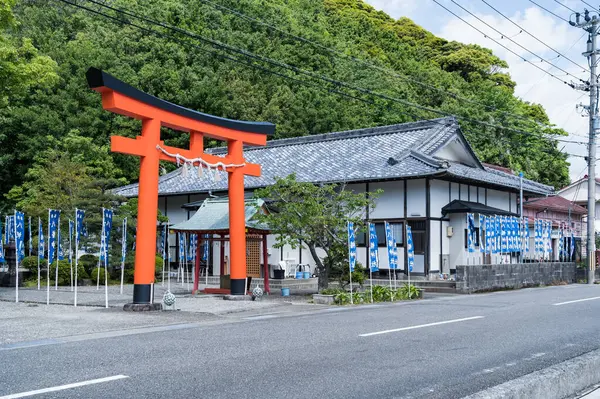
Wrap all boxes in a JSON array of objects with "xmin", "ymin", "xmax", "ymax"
[{"xmin": 86, "ymin": 68, "xmax": 274, "ymax": 305}]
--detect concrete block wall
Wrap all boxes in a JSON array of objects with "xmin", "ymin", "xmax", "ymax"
[{"xmin": 455, "ymin": 262, "xmax": 577, "ymax": 294}]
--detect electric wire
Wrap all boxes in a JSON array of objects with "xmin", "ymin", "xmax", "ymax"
[
  {"xmin": 449, "ymin": 0, "xmax": 587, "ymax": 80},
  {"xmin": 554, "ymin": 0, "xmax": 578, "ymax": 13},
  {"xmin": 527, "ymin": 0, "xmax": 571, "ymax": 23},
  {"xmin": 194, "ymin": 0, "xmax": 559, "ymax": 128},
  {"xmin": 434, "ymin": 0, "xmax": 580, "ymax": 87},
  {"xmin": 580, "ymin": 0, "xmax": 598, "ymax": 10},
  {"xmin": 480, "ymin": 0, "xmax": 589, "ymax": 72},
  {"xmin": 54, "ymin": 0, "xmax": 589, "ymax": 146}
]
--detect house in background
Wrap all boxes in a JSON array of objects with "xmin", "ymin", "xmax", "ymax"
[
  {"xmin": 557, "ymin": 177, "xmax": 599, "ymax": 232},
  {"xmin": 523, "ymin": 195, "xmax": 586, "ymax": 260},
  {"xmin": 114, "ymin": 117, "xmax": 553, "ymax": 278}
]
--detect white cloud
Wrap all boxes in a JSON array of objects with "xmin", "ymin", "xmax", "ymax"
[{"xmin": 438, "ymin": 6, "xmax": 589, "ymax": 184}]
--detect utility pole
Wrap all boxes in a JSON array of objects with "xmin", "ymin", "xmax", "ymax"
[{"xmin": 571, "ymin": 10, "xmax": 598, "ymax": 284}]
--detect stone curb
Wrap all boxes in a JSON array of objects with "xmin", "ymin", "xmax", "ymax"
[{"xmin": 464, "ymin": 349, "xmax": 600, "ymax": 399}]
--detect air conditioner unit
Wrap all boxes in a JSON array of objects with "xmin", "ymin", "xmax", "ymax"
[{"xmin": 447, "ymin": 226, "xmax": 454, "ymax": 237}]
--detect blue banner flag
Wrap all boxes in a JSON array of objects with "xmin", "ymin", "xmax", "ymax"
[
  {"xmin": 5, "ymin": 215, "xmax": 15, "ymax": 243},
  {"xmin": 38, "ymin": 218, "xmax": 44, "ymax": 260},
  {"xmin": 524, "ymin": 217, "xmax": 530, "ymax": 253},
  {"xmin": 48, "ymin": 210, "xmax": 60, "ymax": 263},
  {"xmin": 384, "ymin": 222, "xmax": 397, "ymax": 269},
  {"xmin": 478, "ymin": 214, "xmax": 485, "ymax": 253},
  {"xmin": 406, "ymin": 225, "xmax": 415, "ymax": 272},
  {"xmin": 57, "ymin": 226, "xmax": 64, "ymax": 261},
  {"xmin": 100, "ymin": 209, "xmax": 113, "ymax": 262},
  {"xmin": 467, "ymin": 213, "xmax": 476, "ymax": 253},
  {"xmin": 368, "ymin": 222, "xmax": 379, "ymax": 272},
  {"xmin": 0, "ymin": 220, "xmax": 4, "ymax": 263},
  {"xmin": 203, "ymin": 234, "xmax": 209, "ymax": 262},
  {"xmin": 347, "ymin": 222, "xmax": 356, "ymax": 272},
  {"xmin": 570, "ymin": 230, "xmax": 575, "ymax": 259},
  {"xmin": 188, "ymin": 234, "xmax": 198, "ymax": 262},
  {"xmin": 121, "ymin": 217, "xmax": 127, "ymax": 263},
  {"xmin": 75, "ymin": 209, "xmax": 85, "ymax": 246},
  {"xmin": 547, "ymin": 221, "xmax": 553, "ymax": 254},
  {"xmin": 178, "ymin": 232, "xmax": 185, "ymax": 260},
  {"xmin": 28, "ymin": 216, "xmax": 32, "ymax": 257},
  {"xmin": 14, "ymin": 211, "xmax": 25, "ymax": 262}
]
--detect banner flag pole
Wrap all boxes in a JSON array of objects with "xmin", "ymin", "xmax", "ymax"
[
  {"xmin": 14, "ymin": 210, "xmax": 19, "ymax": 303},
  {"xmin": 120, "ymin": 217, "xmax": 127, "ymax": 295},
  {"xmin": 162, "ymin": 224, "xmax": 166, "ymax": 286},
  {"xmin": 47, "ymin": 210, "xmax": 50, "ymax": 305},
  {"xmin": 37, "ymin": 218, "xmax": 40, "ymax": 290},
  {"xmin": 55, "ymin": 218, "xmax": 60, "ymax": 291},
  {"xmin": 69, "ymin": 220, "xmax": 73, "ymax": 292},
  {"xmin": 347, "ymin": 221, "xmax": 355, "ymax": 304},
  {"xmin": 167, "ymin": 223, "xmax": 171, "ymax": 291}
]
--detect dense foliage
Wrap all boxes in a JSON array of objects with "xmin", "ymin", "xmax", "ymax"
[
  {"xmin": 0, "ymin": 0, "xmax": 570, "ymax": 213},
  {"xmin": 254, "ymin": 174, "xmax": 381, "ymax": 289}
]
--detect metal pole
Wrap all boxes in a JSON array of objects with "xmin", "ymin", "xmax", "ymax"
[
  {"xmin": 519, "ymin": 172, "xmax": 524, "ymax": 263},
  {"xmin": 588, "ymin": 22, "xmax": 598, "ymax": 284}
]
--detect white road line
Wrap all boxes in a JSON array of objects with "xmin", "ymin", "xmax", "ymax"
[
  {"xmin": 0, "ymin": 375, "xmax": 129, "ymax": 399},
  {"xmin": 359, "ymin": 316, "xmax": 484, "ymax": 337},
  {"xmin": 553, "ymin": 296, "xmax": 600, "ymax": 306}
]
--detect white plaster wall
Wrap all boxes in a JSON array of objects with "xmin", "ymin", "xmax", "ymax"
[
  {"xmin": 441, "ymin": 220, "xmax": 450, "ymax": 273},
  {"xmin": 448, "ymin": 214, "xmax": 465, "ymax": 269},
  {"xmin": 430, "ymin": 180, "xmax": 450, "ymax": 218},
  {"xmin": 430, "ymin": 220, "xmax": 441, "ymax": 271},
  {"xmin": 486, "ymin": 189, "xmax": 510, "ymax": 212},
  {"xmin": 369, "ymin": 181, "xmax": 404, "ymax": 219},
  {"xmin": 407, "ymin": 179, "xmax": 426, "ymax": 217},
  {"xmin": 476, "ymin": 187, "xmax": 485, "ymax": 204},
  {"xmin": 164, "ymin": 195, "xmax": 189, "ymax": 225},
  {"xmin": 459, "ymin": 184, "xmax": 468, "ymax": 201},
  {"xmin": 451, "ymin": 182, "xmax": 460, "ymax": 201},
  {"xmin": 469, "ymin": 186, "xmax": 478, "ymax": 202}
]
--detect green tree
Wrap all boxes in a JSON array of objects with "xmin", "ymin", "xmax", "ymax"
[
  {"xmin": 254, "ymin": 174, "xmax": 381, "ymax": 289},
  {"xmin": 0, "ymin": 0, "xmax": 573, "ymax": 211}
]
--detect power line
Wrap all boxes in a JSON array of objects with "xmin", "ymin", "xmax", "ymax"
[
  {"xmin": 580, "ymin": 1, "xmax": 598, "ymax": 10},
  {"xmin": 448, "ymin": 0, "xmax": 587, "ymax": 80},
  {"xmin": 193, "ymin": 0, "xmax": 561, "ymax": 129},
  {"xmin": 54, "ymin": 0, "xmax": 589, "ymax": 146},
  {"xmin": 554, "ymin": 0, "xmax": 578, "ymax": 13},
  {"xmin": 480, "ymin": 0, "xmax": 589, "ymax": 73},
  {"xmin": 527, "ymin": 0, "xmax": 570, "ymax": 23},
  {"xmin": 433, "ymin": 0, "xmax": 580, "ymax": 87}
]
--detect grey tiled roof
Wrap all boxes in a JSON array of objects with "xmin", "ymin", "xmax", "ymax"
[
  {"xmin": 170, "ymin": 198, "xmax": 267, "ymax": 232},
  {"xmin": 114, "ymin": 117, "xmax": 553, "ymax": 197}
]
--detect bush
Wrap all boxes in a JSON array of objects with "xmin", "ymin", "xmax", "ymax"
[
  {"xmin": 155, "ymin": 256, "xmax": 164, "ymax": 277},
  {"xmin": 397, "ymin": 283, "xmax": 420, "ymax": 300},
  {"xmin": 79, "ymin": 254, "xmax": 99, "ymax": 276},
  {"xmin": 21, "ymin": 256, "xmax": 38, "ymax": 271},
  {"xmin": 334, "ymin": 291, "xmax": 351, "ymax": 305},
  {"xmin": 91, "ymin": 267, "xmax": 106, "ymax": 284},
  {"xmin": 371, "ymin": 285, "xmax": 393, "ymax": 302},
  {"xmin": 50, "ymin": 260, "xmax": 88, "ymax": 286},
  {"xmin": 320, "ymin": 288, "xmax": 343, "ymax": 295}
]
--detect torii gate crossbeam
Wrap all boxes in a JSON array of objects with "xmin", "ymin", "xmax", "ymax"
[{"xmin": 86, "ymin": 68, "xmax": 274, "ymax": 306}]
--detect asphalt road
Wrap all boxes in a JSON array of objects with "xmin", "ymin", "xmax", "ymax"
[{"xmin": 2, "ymin": 285, "xmax": 600, "ymax": 399}]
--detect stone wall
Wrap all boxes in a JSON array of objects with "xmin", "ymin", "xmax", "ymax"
[{"xmin": 455, "ymin": 262, "xmax": 577, "ymax": 294}]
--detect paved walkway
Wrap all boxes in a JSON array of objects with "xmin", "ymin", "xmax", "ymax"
[{"xmin": 0, "ymin": 283, "xmax": 323, "ymax": 346}]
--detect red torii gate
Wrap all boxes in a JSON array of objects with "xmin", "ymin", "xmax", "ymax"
[{"xmin": 86, "ymin": 68, "xmax": 274, "ymax": 306}]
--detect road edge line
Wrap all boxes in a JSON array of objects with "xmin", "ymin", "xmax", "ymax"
[{"xmin": 463, "ymin": 348, "xmax": 600, "ymax": 399}]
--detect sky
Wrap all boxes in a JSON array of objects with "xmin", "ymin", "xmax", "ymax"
[{"xmin": 364, "ymin": 0, "xmax": 593, "ymax": 185}]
